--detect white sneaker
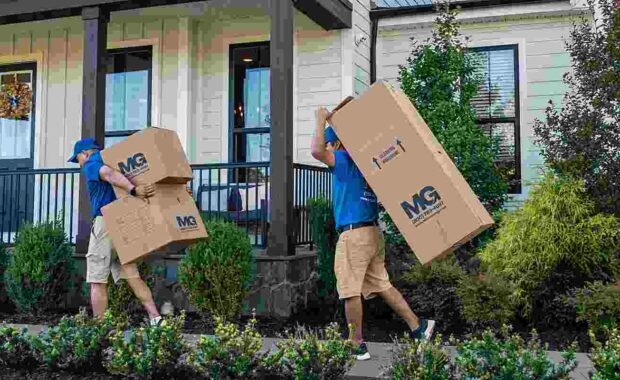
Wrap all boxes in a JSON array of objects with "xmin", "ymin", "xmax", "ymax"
[{"xmin": 150, "ymin": 316, "xmax": 163, "ymax": 327}]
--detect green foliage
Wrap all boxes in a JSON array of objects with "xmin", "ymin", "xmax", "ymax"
[
  {"xmin": 0, "ymin": 325, "xmax": 38, "ymax": 368},
  {"xmin": 398, "ymin": 2, "xmax": 508, "ymax": 211},
  {"xmin": 308, "ymin": 197, "xmax": 338, "ymax": 297},
  {"xmin": 261, "ymin": 323, "xmax": 357, "ymax": 380},
  {"xmin": 403, "ymin": 256, "xmax": 465, "ymax": 285},
  {"xmin": 533, "ymin": 0, "xmax": 620, "ymax": 216},
  {"xmin": 185, "ymin": 312, "xmax": 264, "ymax": 379},
  {"xmin": 30, "ymin": 311, "xmax": 113, "ymax": 372},
  {"xmin": 570, "ymin": 282, "xmax": 620, "ymax": 334},
  {"xmin": 456, "ymin": 272, "xmax": 516, "ymax": 328},
  {"xmin": 453, "ymin": 326, "xmax": 578, "ymax": 379},
  {"xmin": 104, "ymin": 312, "xmax": 188, "ymax": 378},
  {"xmin": 479, "ymin": 174, "xmax": 620, "ymax": 316},
  {"xmin": 178, "ymin": 217, "xmax": 254, "ymax": 321},
  {"xmin": 590, "ymin": 327, "xmax": 620, "ymax": 380},
  {"xmin": 379, "ymin": 333, "xmax": 454, "ymax": 380},
  {"xmin": 4, "ymin": 218, "xmax": 75, "ymax": 314},
  {"xmin": 0, "ymin": 242, "xmax": 8, "ymax": 303},
  {"xmin": 107, "ymin": 262, "xmax": 162, "ymax": 326}
]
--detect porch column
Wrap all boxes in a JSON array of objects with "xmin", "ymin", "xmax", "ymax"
[
  {"xmin": 76, "ymin": 6, "xmax": 109, "ymax": 254},
  {"xmin": 268, "ymin": 0, "xmax": 295, "ymax": 256}
]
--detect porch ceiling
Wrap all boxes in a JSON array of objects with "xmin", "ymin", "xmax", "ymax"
[{"xmin": 0, "ymin": 0, "xmax": 352, "ymax": 29}]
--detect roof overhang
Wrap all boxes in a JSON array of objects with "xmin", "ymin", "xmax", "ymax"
[{"xmin": 0, "ymin": 0, "xmax": 353, "ymax": 29}]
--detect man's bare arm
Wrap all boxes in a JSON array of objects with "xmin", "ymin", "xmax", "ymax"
[
  {"xmin": 311, "ymin": 107, "xmax": 335, "ymax": 167},
  {"xmin": 99, "ymin": 165, "xmax": 135, "ymax": 193}
]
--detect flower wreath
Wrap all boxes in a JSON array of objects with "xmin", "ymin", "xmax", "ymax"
[{"xmin": 0, "ymin": 76, "xmax": 33, "ymax": 120}]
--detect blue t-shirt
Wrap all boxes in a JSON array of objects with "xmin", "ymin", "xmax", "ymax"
[
  {"xmin": 82, "ymin": 151, "xmax": 117, "ymax": 218},
  {"xmin": 331, "ymin": 150, "xmax": 379, "ymax": 229}
]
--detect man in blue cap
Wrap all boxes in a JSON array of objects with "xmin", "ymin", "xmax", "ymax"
[
  {"xmin": 68, "ymin": 138, "xmax": 162, "ymax": 326},
  {"xmin": 311, "ymin": 107, "xmax": 435, "ymax": 361}
]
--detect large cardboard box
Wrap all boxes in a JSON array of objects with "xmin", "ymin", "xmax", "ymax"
[
  {"xmin": 101, "ymin": 184, "xmax": 208, "ymax": 265},
  {"xmin": 328, "ymin": 81, "xmax": 494, "ymax": 265},
  {"xmin": 100, "ymin": 127, "xmax": 193, "ymax": 198}
]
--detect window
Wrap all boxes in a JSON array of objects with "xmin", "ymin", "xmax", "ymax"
[
  {"xmin": 469, "ymin": 45, "xmax": 521, "ymax": 193},
  {"xmin": 0, "ymin": 66, "xmax": 35, "ymax": 161},
  {"xmin": 104, "ymin": 46, "xmax": 152, "ymax": 148},
  {"xmin": 229, "ymin": 42, "xmax": 270, "ymax": 182}
]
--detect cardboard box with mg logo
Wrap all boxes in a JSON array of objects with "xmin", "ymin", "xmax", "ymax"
[
  {"xmin": 328, "ymin": 81, "xmax": 494, "ymax": 265},
  {"xmin": 101, "ymin": 184, "xmax": 208, "ymax": 265},
  {"xmin": 100, "ymin": 127, "xmax": 194, "ymax": 199}
]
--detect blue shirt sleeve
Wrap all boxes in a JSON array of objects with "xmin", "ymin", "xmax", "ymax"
[
  {"xmin": 83, "ymin": 157, "xmax": 104, "ymax": 182},
  {"xmin": 333, "ymin": 151, "xmax": 353, "ymax": 181}
]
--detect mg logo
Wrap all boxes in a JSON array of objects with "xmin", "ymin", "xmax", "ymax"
[
  {"xmin": 176, "ymin": 215, "xmax": 198, "ymax": 231},
  {"xmin": 400, "ymin": 186, "xmax": 442, "ymax": 220},
  {"xmin": 118, "ymin": 153, "xmax": 149, "ymax": 176}
]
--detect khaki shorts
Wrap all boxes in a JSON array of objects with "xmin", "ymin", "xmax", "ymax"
[
  {"xmin": 334, "ymin": 226, "xmax": 393, "ymax": 300},
  {"xmin": 86, "ymin": 216, "xmax": 140, "ymax": 284}
]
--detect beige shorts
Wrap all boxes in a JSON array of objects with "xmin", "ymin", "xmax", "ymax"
[
  {"xmin": 86, "ymin": 216, "xmax": 140, "ymax": 284},
  {"xmin": 334, "ymin": 226, "xmax": 393, "ymax": 300}
]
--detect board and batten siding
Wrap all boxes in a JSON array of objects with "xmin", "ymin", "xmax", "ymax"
[
  {"xmin": 0, "ymin": 15, "xmax": 193, "ymax": 168},
  {"xmin": 376, "ymin": 2, "xmax": 588, "ymax": 203}
]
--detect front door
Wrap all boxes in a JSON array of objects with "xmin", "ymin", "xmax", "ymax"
[{"xmin": 0, "ymin": 62, "xmax": 36, "ymax": 243}]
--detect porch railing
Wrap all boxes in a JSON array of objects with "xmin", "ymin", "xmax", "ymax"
[{"xmin": 0, "ymin": 162, "xmax": 331, "ymax": 250}]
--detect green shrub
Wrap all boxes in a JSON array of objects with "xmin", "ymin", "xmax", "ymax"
[
  {"xmin": 456, "ymin": 272, "xmax": 516, "ymax": 329},
  {"xmin": 261, "ymin": 323, "xmax": 356, "ymax": 380},
  {"xmin": 398, "ymin": 3, "xmax": 508, "ymax": 211},
  {"xmin": 308, "ymin": 197, "xmax": 338, "ymax": 298},
  {"xmin": 0, "ymin": 242, "xmax": 8, "ymax": 303},
  {"xmin": 479, "ymin": 174, "xmax": 620, "ymax": 316},
  {"xmin": 590, "ymin": 327, "xmax": 620, "ymax": 380},
  {"xmin": 453, "ymin": 326, "xmax": 578, "ymax": 379},
  {"xmin": 178, "ymin": 217, "xmax": 254, "ymax": 321},
  {"xmin": 569, "ymin": 282, "xmax": 620, "ymax": 334},
  {"xmin": 104, "ymin": 312, "xmax": 188, "ymax": 378},
  {"xmin": 0, "ymin": 325, "xmax": 38, "ymax": 368},
  {"xmin": 403, "ymin": 255, "xmax": 465, "ymax": 285},
  {"xmin": 30, "ymin": 311, "xmax": 113, "ymax": 372},
  {"xmin": 4, "ymin": 218, "xmax": 76, "ymax": 314},
  {"xmin": 379, "ymin": 333, "xmax": 454, "ymax": 380},
  {"xmin": 107, "ymin": 262, "xmax": 163, "ymax": 326},
  {"xmin": 185, "ymin": 312, "xmax": 264, "ymax": 379}
]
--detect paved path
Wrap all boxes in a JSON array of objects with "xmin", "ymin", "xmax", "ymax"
[{"xmin": 2, "ymin": 323, "xmax": 595, "ymax": 379}]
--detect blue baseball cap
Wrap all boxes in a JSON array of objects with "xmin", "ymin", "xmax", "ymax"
[
  {"xmin": 325, "ymin": 126, "xmax": 339, "ymax": 144},
  {"xmin": 68, "ymin": 138, "xmax": 100, "ymax": 163}
]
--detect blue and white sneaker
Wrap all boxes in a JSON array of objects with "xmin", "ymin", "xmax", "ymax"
[
  {"xmin": 408, "ymin": 319, "xmax": 436, "ymax": 342},
  {"xmin": 355, "ymin": 342, "xmax": 371, "ymax": 361}
]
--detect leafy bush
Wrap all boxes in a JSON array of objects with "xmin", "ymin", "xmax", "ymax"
[
  {"xmin": 0, "ymin": 325, "xmax": 38, "ymax": 368},
  {"xmin": 308, "ymin": 197, "xmax": 338, "ymax": 298},
  {"xmin": 453, "ymin": 326, "xmax": 578, "ymax": 379},
  {"xmin": 398, "ymin": 3, "xmax": 508, "ymax": 211},
  {"xmin": 0, "ymin": 242, "xmax": 8, "ymax": 303},
  {"xmin": 261, "ymin": 323, "xmax": 356, "ymax": 380},
  {"xmin": 379, "ymin": 333, "xmax": 454, "ymax": 380},
  {"xmin": 479, "ymin": 174, "xmax": 620, "ymax": 316},
  {"xmin": 107, "ymin": 262, "xmax": 163, "ymax": 326},
  {"xmin": 30, "ymin": 311, "xmax": 113, "ymax": 372},
  {"xmin": 104, "ymin": 312, "xmax": 188, "ymax": 378},
  {"xmin": 4, "ymin": 218, "xmax": 76, "ymax": 314},
  {"xmin": 178, "ymin": 217, "xmax": 254, "ymax": 321},
  {"xmin": 184, "ymin": 312, "xmax": 264, "ymax": 379},
  {"xmin": 533, "ymin": 0, "xmax": 620, "ymax": 217},
  {"xmin": 400, "ymin": 256, "xmax": 465, "ymax": 332},
  {"xmin": 590, "ymin": 327, "xmax": 620, "ymax": 380},
  {"xmin": 570, "ymin": 282, "xmax": 620, "ymax": 334},
  {"xmin": 456, "ymin": 272, "xmax": 516, "ymax": 329}
]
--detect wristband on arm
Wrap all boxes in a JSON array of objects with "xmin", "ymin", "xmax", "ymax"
[{"xmin": 130, "ymin": 187, "xmax": 137, "ymax": 196}]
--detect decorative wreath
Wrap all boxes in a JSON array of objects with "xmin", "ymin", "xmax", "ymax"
[{"xmin": 0, "ymin": 75, "xmax": 33, "ymax": 120}]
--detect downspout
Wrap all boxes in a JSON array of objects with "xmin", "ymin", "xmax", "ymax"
[{"xmin": 370, "ymin": 13, "xmax": 379, "ymax": 84}]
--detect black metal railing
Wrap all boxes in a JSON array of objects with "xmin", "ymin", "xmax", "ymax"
[{"xmin": 0, "ymin": 162, "xmax": 331, "ymax": 249}]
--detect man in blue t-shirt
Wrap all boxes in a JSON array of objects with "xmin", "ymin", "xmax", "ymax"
[
  {"xmin": 311, "ymin": 107, "xmax": 435, "ymax": 361},
  {"xmin": 68, "ymin": 138, "xmax": 163, "ymax": 326}
]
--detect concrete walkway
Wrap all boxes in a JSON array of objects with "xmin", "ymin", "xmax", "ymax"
[{"xmin": 2, "ymin": 323, "xmax": 595, "ymax": 379}]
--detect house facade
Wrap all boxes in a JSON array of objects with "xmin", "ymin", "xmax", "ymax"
[{"xmin": 0, "ymin": 0, "xmax": 590, "ymax": 316}]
